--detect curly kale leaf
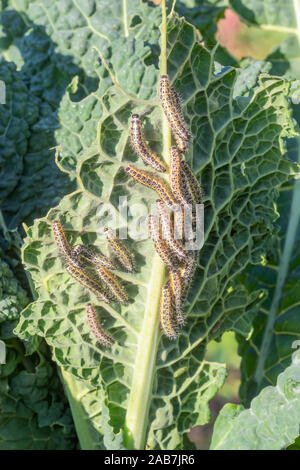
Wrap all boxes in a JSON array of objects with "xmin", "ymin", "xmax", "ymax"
[
  {"xmin": 15, "ymin": 6, "xmax": 300, "ymax": 450},
  {"xmin": 0, "ymin": 348, "xmax": 77, "ymax": 450},
  {"xmin": 0, "ymin": 250, "xmax": 28, "ymax": 323},
  {"xmin": 211, "ymin": 350, "xmax": 300, "ymax": 450}
]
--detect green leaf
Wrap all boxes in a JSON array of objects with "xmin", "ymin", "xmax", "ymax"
[
  {"xmin": 228, "ymin": 0, "xmax": 300, "ymax": 405},
  {"xmin": 210, "ymin": 350, "xmax": 300, "ymax": 450},
  {"xmin": 0, "ymin": 347, "xmax": 77, "ymax": 449},
  {"xmin": 15, "ymin": 7, "xmax": 300, "ymax": 450},
  {"xmin": 0, "ymin": 248, "xmax": 28, "ymax": 323},
  {"xmin": 229, "ymin": 0, "xmax": 300, "ymax": 92},
  {"xmin": 287, "ymin": 435, "xmax": 300, "ymax": 450},
  {"xmin": 0, "ymin": 234, "xmax": 76, "ymax": 450},
  {"xmin": 0, "ymin": 61, "xmax": 37, "ymax": 201},
  {"xmin": 0, "ymin": 0, "xmax": 164, "ymax": 227},
  {"xmin": 230, "ymin": 0, "xmax": 297, "ymax": 29},
  {"xmin": 236, "ymin": 153, "xmax": 300, "ymax": 404},
  {"xmin": 174, "ymin": 0, "xmax": 237, "ymax": 66},
  {"xmin": 174, "ymin": 0, "xmax": 228, "ymax": 40}
]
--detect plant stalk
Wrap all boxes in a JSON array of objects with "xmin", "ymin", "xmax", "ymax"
[
  {"xmin": 60, "ymin": 367, "xmax": 99, "ymax": 450},
  {"xmin": 123, "ymin": 0, "xmax": 169, "ymax": 449}
]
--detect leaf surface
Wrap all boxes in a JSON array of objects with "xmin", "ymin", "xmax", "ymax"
[
  {"xmin": 14, "ymin": 6, "xmax": 300, "ymax": 450},
  {"xmin": 228, "ymin": 0, "xmax": 300, "ymax": 404},
  {"xmin": 210, "ymin": 350, "xmax": 300, "ymax": 450}
]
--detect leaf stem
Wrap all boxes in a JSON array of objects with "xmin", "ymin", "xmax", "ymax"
[
  {"xmin": 60, "ymin": 367, "xmax": 99, "ymax": 450},
  {"xmin": 123, "ymin": 0, "xmax": 169, "ymax": 449},
  {"xmin": 160, "ymin": 0, "xmax": 172, "ymax": 165},
  {"xmin": 123, "ymin": 0, "xmax": 129, "ymax": 38},
  {"xmin": 124, "ymin": 256, "xmax": 165, "ymax": 449},
  {"xmin": 293, "ymin": 0, "xmax": 300, "ymax": 40}
]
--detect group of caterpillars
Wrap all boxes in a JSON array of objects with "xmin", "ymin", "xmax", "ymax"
[
  {"xmin": 52, "ymin": 220, "xmax": 135, "ymax": 347},
  {"xmin": 52, "ymin": 75, "xmax": 202, "ymax": 345},
  {"xmin": 126, "ymin": 74, "xmax": 202, "ymax": 339}
]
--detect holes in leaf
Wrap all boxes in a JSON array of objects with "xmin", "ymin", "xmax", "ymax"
[{"xmin": 129, "ymin": 15, "xmax": 142, "ymax": 28}]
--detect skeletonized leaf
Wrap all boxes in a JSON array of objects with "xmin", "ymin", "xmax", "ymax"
[{"xmin": 16, "ymin": 10, "xmax": 300, "ymax": 450}]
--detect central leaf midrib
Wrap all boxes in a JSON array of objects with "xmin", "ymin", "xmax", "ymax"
[
  {"xmin": 124, "ymin": 256, "xmax": 165, "ymax": 449},
  {"xmin": 124, "ymin": 1, "xmax": 170, "ymax": 450}
]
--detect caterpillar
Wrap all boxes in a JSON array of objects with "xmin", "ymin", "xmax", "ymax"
[
  {"xmin": 180, "ymin": 250, "xmax": 198, "ymax": 301},
  {"xmin": 171, "ymin": 88, "xmax": 184, "ymax": 121},
  {"xmin": 65, "ymin": 261, "xmax": 112, "ymax": 304},
  {"xmin": 160, "ymin": 281, "xmax": 178, "ymax": 339},
  {"xmin": 85, "ymin": 303, "xmax": 114, "ymax": 347},
  {"xmin": 169, "ymin": 146, "xmax": 189, "ymax": 207},
  {"xmin": 52, "ymin": 219, "xmax": 72, "ymax": 259},
  {"xmin": 125, "ymin": 164, "xmax": 179, "ymax": 209},
  {"xmin": 159, "ymin": 75, "xmax": 190, "ymax": 144},
  {"xmin": 170, "ymin": 88, "xmax": 189, "ymax": 153},
  {"xmin": 71, "ymin": 244, "xmax": 115, "ymax": 270},
  {"xmin": 95, "ymin": 265, "xmax": 129, "ymax": 304},
  {"xmin": 52, "ymin": 219, "xmax": 85, "ymax": 269},
  {"xmin": 180, "ymin": 166, "xmax": 194, "ymax": 205},
  {"xmin": 181, "ymin": 161, "xmax": 202, "ymax": 205},
  {"xmin": 169, "ymin": 269, "xmax": 185, "ymax": 326},
  {"xmin": 130, "ymin": 114, "xmax": 167, "ymax": 173},
  {"xmin": 174, "ymin": 133, "xmax": 189, "ymax": 154},
  {"xmin": 103, "ymin": 227, "xmax": 135, "ymax": 272},
  {"xmin": 156, "ymin": 199, "xmax": 186, "ymax": 259},
  {"xmin": 148, "ymin": 214, "xmax": 178, "ymax": 269}
]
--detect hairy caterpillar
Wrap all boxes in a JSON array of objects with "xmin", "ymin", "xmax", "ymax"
[
  {"xmin": 169, "ymin": 269, "xmax": 185, "ymax": 326},
  {"xmin": 180, "ymin": 166, "xmax": 194, "ymax": 205},
  {"xmin": 95, "ymin": 265, "xmax": 129, "ymax": 304},
  {"xmin": 148, "ymin": 215, "xmax": 178, "ymax": 269},
  {"xmin": 72, "ymin": 244, "xmax": 115, "ymax": 270},
  {"xmin": 85, "ymin": 303, "xmax": 114, "ymax": 347},
  {"xmin": 180, "ymin": 250, "xmax": 198, "ymax": 301},
  {"xmin": 65, "ymin": 262, "xmax": 112, "ymax": 304},
  {"xmin": 130, "ymin": 114, "xmax": 167, "ymax": 173},
  {"xmin": 169, "ymin": 146, "xmax": 189, "ymax": 207},
  {"xmin": 52, "ymin": 219, "xmax": 85, "ymax": 269},
  {"xmin": 125, "ymin": 164, "xmax": 178, "ymax": 209},
  {"xmin": 156, "ymin": 199, "xmax": 186, "ymax": 259},
  {"xmin": 52, "ymin": 219, "xmax": 72, "ymax": 259},
  {"xmin": 170, "ymin": 88, "xmax": 190, "ymax": 152},
  {"xmin": 159, "ymin": 75, "xmax": 190, "ymax": 145},
  {"xmin": 160, "ymin": 281, "xmax": 178, "ymax": 339},
  {"xmin": 181, "ymin": 161, "xmax": 202, "ymax": 205},
  {"xmin": 103, "ymin": 227, "xmax": 135, "ymax": 273}
]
